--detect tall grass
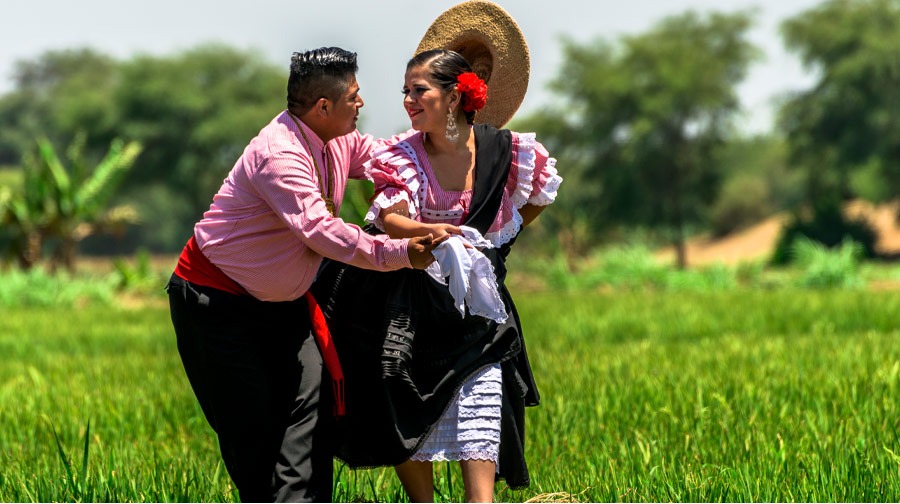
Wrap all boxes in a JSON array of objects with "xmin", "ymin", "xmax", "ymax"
[
  {"xmin": 0, "ymin": 307, "xmax": 236, "ymax": 502},
  {"xmin": 513, "ymin": 242, "xmax": 874, "ymax": 292},
  {"xmin": 2, "ymin": 288, "xmax": 899, "ymax": 501},
  {"xmin": 0, "ymin": 268, "xmax": 117, "ymax": 307},
  {"xmin": 517, "ymin": 289, "xmax": 900, "ymax": 502}
]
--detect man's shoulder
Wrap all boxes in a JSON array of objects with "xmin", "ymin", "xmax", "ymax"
[{"xmin": 251, "ymin": 112, "xmax": 310, "ymax": 160}]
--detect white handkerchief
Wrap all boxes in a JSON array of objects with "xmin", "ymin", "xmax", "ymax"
[{"xmin": 425, "ymin": 228, "xmax": 507, "ymax": 324}]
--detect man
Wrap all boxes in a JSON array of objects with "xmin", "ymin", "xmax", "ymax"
[{"xmin": 166, "ymin": 47, "xmax": 452, "ymax": 502}]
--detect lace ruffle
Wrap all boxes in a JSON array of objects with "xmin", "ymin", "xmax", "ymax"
[
  {"xmin": 410, "ymin": 447, "xmax": 500, "ymax": 464},
  {"xmin": 365, "ymin": 131, "xmax": 559, "ymax": 249},
  {"xmin": 412, "ymin": 365, "xmax": 503, "ymax": 463},
  {"xmin": 485, "ymin": 208, "xmax": 524, "ymax": 248},
  {"xmin": 510, "ymin": 132, "xmax": 537, "ymax": 209},
  {"xmin": 363, "ymin": 138, "xmax": 428, "ymax": 227},
  {"xmin": 527, "ymin": 156, "xmax": 562, "ymax": 206},
  {"xmin": 426, "ymin": 422, "xmax": 501, "ymax": 439},
  {"xmin": 467, "ymin": 244, "xmax": 508, "ymax": 322},
  {"xmin": 480, "ymin": 132, "xmax": 537, "ymax": 248},
  {"xmin": 365, "ymin": 190, "xmax": 412, "ymax": 231}
]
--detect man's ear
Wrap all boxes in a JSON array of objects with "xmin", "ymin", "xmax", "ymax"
[{"xmin": 315, "ymin": 97, "xmax": 330, "ymax": 117}]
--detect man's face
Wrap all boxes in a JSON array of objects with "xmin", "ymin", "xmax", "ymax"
[{"xmin": 328, "ymin": 75, "xmax": 364, "ymax": 138}]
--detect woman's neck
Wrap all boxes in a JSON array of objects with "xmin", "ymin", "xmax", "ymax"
[{"xmin": 425, "ymin": 123, "xmax": 473, "ymax": 155}]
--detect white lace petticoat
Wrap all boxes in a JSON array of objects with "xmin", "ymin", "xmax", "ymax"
[{"xmin": 410, "ymin": 364, "xmax": 502, "ymax": 465}]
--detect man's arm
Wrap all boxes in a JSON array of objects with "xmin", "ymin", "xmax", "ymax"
[{"xmin": 254, "ymin": 150, "xmax": 445, "ymax": 270}]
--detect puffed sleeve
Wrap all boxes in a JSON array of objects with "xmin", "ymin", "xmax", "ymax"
[
  {"xmin": 343, "ymin": 129, "xmax": 418, "ymax": 181},
  {"xmin": 527, "ymin": 140, "xmax": 562, "ymax": 206},
  {"xmin": 484, "ymin": 132, "xmax": 563, "ymax": 247},
  {"xmin": 362, "ymin": 139, "xmax": 425, "ymax": 231},
  {"xmin": 507, "ymin": 133, "xmax": 562, "ymax": 208}
]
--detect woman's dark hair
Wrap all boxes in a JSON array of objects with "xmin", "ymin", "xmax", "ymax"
[
  {"xmin": 407, "ymin": 49, "xmax": 477, "ymax": 125},
  {"xmin": 287, "ymin": 47, "xmax": 358, "ymax": 113}
]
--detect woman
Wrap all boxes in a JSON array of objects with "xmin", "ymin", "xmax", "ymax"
[{"xmin": 312, "ymin": 49, "xmax": 561, "ymax": 502}]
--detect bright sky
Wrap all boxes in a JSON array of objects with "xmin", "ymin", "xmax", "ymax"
[{"xmin": 1, "ymin": 0, "xmax": 821, "ymax": 138}]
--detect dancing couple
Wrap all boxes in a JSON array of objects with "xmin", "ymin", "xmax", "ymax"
[{"xmin": 168, "ymin": 1, "xmax": 561, "ymax": 502}]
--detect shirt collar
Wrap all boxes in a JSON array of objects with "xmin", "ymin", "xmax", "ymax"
[{"xmin": 283, "ymin": 109, "xmax": 326, "ymax": 153}]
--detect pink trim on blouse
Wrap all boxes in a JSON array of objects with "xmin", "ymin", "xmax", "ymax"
[{"xmin": 367, "ymin": 131, "xmax": 561, "ymax": 247}]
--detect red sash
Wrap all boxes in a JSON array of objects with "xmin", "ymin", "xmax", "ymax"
[
  {"xmin": 174, "ymin": 236, "xmax": 249, "ymax": 295},
  {"xmin": 174, "ymin": 236, "xmax": 345, "ymax": 417}
]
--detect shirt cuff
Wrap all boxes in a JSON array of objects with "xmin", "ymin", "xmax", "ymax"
[{"xmin": 383, "ymin": 237, "xmax": 412, "ymax": 269}]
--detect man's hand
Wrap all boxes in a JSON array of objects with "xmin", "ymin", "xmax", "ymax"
[{"xmin": 407, "ymin": 233, "xmax": 451, "ymax": 269}]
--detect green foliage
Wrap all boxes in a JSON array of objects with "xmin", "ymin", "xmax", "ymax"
[
  {"xmin": 582, "ymin": 245, "xmax": 670, "ymax": 288},
  {"xmin": 0, "ymin": 45, "xmax": 286, "ymax": 252},
  {"xmin": 2, "ymin": 290, "xmax": 900, "ymax": 501},
  {"xmin": 849, "ymin": 157, "xmax": 893, "ymax": 203},
  {"xmin": 339, "ymin": 179, "xmax": 376, "ymax": 226},
  {"xmin": 112, "ymin": 249, "xmax": 168, "ymax": 296},
  {"xmin": 0, "ymin": 48, "xmax": 119, "ymax": 167},
  {"xmin": 771, "ymin": 200, "xmax": 877, "ymax": 265},
  {"xmin": 0, "ymin": 134, "xmax": 142, "ymax": 270},
  {"xmin": 518, "ymin": 10, "xmax": 760, "ymax": 266},
  {"xmin": 0, "ymin": 306, "xmax": 239, "ymax": 502},
  {"xmin": 0, "ymin": 268, "xmax": 116, "ymax": 307},
  {"xmin": 0, "ymin": 167, "xmax": 21, "ymax": 188},
  {"xmin": 790, "ymin": 237, "xmax": 864, "ymax": 288},
  {"xmin": 519, "ymin": 289, "xmax": 900, "ymax": 502},
  {"xmin": 535, "ymin": 245, "xmax": 740, "ymax": 292},
  {"xmin": 707, "ymin": 135, "xmax": 803, "ymax": 237},
  {"xmin": 779, "ymin": 0, "xmax": 900, "ymax": 202},
  {"xmin": 709, "ymin": 173, "xmax": 770, "ymax": 236}
]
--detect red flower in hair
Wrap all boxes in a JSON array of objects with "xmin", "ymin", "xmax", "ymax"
[{"xmin": 456, "ymin": 72, "xmax": 488, "ymax": 113}]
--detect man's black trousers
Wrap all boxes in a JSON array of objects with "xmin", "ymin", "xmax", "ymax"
[{"xmin": 167, "ymin": 274, "xmax": 334, "ymax": 502}]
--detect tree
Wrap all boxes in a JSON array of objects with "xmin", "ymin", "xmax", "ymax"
[
  {"xmin": 707, "ymin": 135, "xmax": 803, "ymax": 237},
  {"xmin": 0, "ymin": 44, "xmax": 287, "ymax": 252},
  {"xmin": 0, "ymin": 134, "xmax": 142, "ymax": 271},
  {"xmin": 779, "ymin": 0, "xmax": 900, "ymax": 203},
  {"xmin": 0, "ymin": 162, "xmax": 52, "ymax": 269},
  {"xmin": 0, "ymin": 48, "xmax": 119, "ymax": 168},
  {"xmin": 517, "ymin": 11, "xmax": 759, "ymax": 267},
  {"xmin": 772, "ymin": 0, "xmax": 900, "ymax": 259}
]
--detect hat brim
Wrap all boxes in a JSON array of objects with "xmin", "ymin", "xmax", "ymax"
[{"xmin": 415, "ymin": 0, "xmax": 530, "ymax": 128}]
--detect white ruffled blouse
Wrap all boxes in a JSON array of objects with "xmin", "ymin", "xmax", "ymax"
[{"xmin": 364, "ymin": 130, "xmax": 562, "ymax": 247}]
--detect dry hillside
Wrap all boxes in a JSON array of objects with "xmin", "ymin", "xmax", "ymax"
[{"xmin": 656, "ymin": 200, "xmax": 900, "ymax": 267}]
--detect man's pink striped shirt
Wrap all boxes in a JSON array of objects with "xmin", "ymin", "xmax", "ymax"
[{"xmin": 193, "ymin": 110, "xmax": 410, "ymax": 302}]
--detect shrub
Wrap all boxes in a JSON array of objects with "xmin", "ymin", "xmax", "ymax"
[
  {"xmin": 790, "ymin": 237, "xmax": 864, "ymax": 289},
  {"xmin": 0, "ymin": 268, "xmax": 116, "ymax": 307},
  {"xmin": 770, "ymin": 201, "xmax": 877, "ymax": 265}
]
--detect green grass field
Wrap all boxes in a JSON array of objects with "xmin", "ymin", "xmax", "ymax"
[{"xmin": 1, "ymin": 288, "xmax": 899, "ymax": 502}]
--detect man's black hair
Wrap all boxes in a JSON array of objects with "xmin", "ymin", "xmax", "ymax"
[{"xmin": 287, "ymin": 47, "xmax": 358, "ymax": 113}]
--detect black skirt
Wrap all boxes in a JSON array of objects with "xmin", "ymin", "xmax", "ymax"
[{"xmin": 310, "ymin": 246, "xmax": 539, "ymax": 489}]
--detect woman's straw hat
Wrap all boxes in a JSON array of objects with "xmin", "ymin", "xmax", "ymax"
[{"xmin": 415, "ymin": 0, "xmax": 530, "ymax": 128}]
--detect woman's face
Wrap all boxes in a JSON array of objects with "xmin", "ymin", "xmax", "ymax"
[{"xmin": 402, "ymin": 64, "xmax": 455, "ymax": 133}]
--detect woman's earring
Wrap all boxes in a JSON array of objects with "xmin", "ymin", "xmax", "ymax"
[{"xmin": 445, "ymin": 110, "xmax": 459, "ymax": 144}]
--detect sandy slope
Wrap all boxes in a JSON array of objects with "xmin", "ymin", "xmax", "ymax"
[{"xmin": 656, "ymin": 200, "xmax": 900, "ymax": 267}]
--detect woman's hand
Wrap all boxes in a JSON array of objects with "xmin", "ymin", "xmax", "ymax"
[{"xmin": 426, "ymin": 223, "xmax": 463, "ymax": 241}]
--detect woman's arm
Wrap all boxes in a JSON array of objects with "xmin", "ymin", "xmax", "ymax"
[
  {"xmin": 381, "ymin": 202, "xmax": 461, "ymax": 240},
  {"xmin": 519, "ymin": 203, "xmax": 546, "ymax": 227}
]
